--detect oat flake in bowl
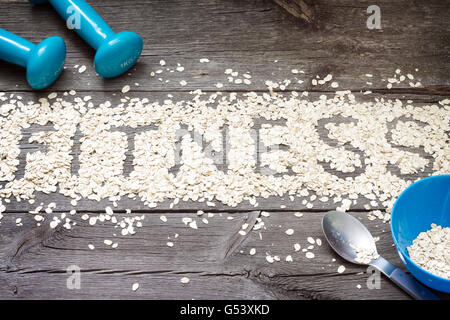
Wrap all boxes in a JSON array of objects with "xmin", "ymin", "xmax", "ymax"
[{"xmin": 407, "ymin": 224, "xmax": 450, "ymax": 280}]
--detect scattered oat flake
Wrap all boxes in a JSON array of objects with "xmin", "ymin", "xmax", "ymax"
[
  {"xmin": 122, "ymin": 85, "xmax": 131, "ymax": 93},
  {"xmin": 180, "ymin": 277, "xmax": 190, "ymax": 284},
  {"xmin": 285, "ymin": 229, "xmax": 294, "ymax": 236},
  {"xmin": 49, "ymin": 220, "xmax": 59, "ymax": 229},
  {"xmin": 189, "ymin": 220, "xmax": 198, "ymax": 229},
  {"xmin": 337, "ymin": 265, "xmax": 346, "ymax": 273},
  {"xmin": 132, "ymin": 283, "xmax": 139, "ymax": 291}
]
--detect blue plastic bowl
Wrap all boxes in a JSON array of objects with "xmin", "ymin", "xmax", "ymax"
[{"xmin": 391, "ymin": 174, "xmax": 450, "ymax": 293}]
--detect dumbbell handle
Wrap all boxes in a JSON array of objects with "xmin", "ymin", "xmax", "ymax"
[
  {"xmin": 48, "ymin": 0, "xmax": 115, "ymax": 50},
  {"xmin": 0, "ymin": 28, "xmax": 35, "ymax": 67}
]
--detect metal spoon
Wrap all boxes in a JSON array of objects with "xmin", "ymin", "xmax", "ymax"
[{"xmin": 322, "ymin": 210, "xmax": 440, "ymax": 300}]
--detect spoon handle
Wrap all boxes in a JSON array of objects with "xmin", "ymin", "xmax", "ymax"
[
  {"xmin": 371, "ymin": 256, "xmax": 440, "ymax": 300},
  {"xmin": 390, "ymin": 268, "xmax": 440, "ymax": 300}
]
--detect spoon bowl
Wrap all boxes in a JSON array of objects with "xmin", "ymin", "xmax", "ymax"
[{"xmin": 322, "ymin": 210, "xmax": 377, "ymax": 265}]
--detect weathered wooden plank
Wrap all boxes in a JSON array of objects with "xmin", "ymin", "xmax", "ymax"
[
  {"xmin": 0, "ymin": 0, "xmax": 449, "ymax": 301},
  {"xmin": 1, "ymin": 53, "xmax": 448, "ymax": 94},
  {"xmin": 0, "ymin": 0, "xmax": 448, "ymax": 92},
  {"xmin": 2, "ymin": 210, "xmax": 441, "ymax": 300},
  {"xmin": 272, "ymin": 0, "xmax": 315, "ymax": 23}
]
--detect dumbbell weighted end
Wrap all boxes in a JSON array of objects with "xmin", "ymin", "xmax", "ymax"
[
  {"xmin": 0, "ymin": 28, "xmax": 66, "ymax": 89},
  {"xmin": 30, "ymin": 0, "xmax": 143, "ymax": 78}
]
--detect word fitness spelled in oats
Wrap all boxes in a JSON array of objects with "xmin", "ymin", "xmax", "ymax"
[{"xmin": 0, "ymin": 90, "xmax": 449, "ymax": 211}]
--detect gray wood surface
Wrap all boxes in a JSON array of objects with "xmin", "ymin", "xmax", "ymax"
[
  {"xmin": 0, "ymin": 0, "xmax": 449, "ymax": 300},
  {"xmin": 0, "ymin": 210, "xmax": 409, "ymax": 299}
]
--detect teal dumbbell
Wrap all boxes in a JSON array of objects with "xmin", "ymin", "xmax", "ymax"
[
  {"xmin": 30, "ymin": 0, "xmax": 143, "ymax": 78},
  {"xmin": 0, "ymin": 28, "xmax": 66, "ymax": 89}
]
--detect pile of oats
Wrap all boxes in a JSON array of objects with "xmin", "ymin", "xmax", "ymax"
[
  {"xmin": 0, "ymin": 65, "xmax": 449, "ymax": 238},
  {"xmin": 407, "ymin": 224, "xmax": 450, "ymax": 279}
]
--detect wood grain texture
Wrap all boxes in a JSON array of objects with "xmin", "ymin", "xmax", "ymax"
[
  {"xmin": 0, "ymin": 0, "xmax": 449, "ymax": 300},
  {"xmin": 0, "ymin": 0, "xmax": 448, "ymax": 93},
  {"xmin": 0, "ymin": 210, "xmax": 423, "ymax": 300},
  {"xmin": 272, "ymin": 0, "xmax": 315, "ymax": 23}
]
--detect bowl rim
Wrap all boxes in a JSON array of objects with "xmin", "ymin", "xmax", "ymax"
[{"xmin": 390, "ymin": 174, "xmax": 450, "ymax": 286}]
